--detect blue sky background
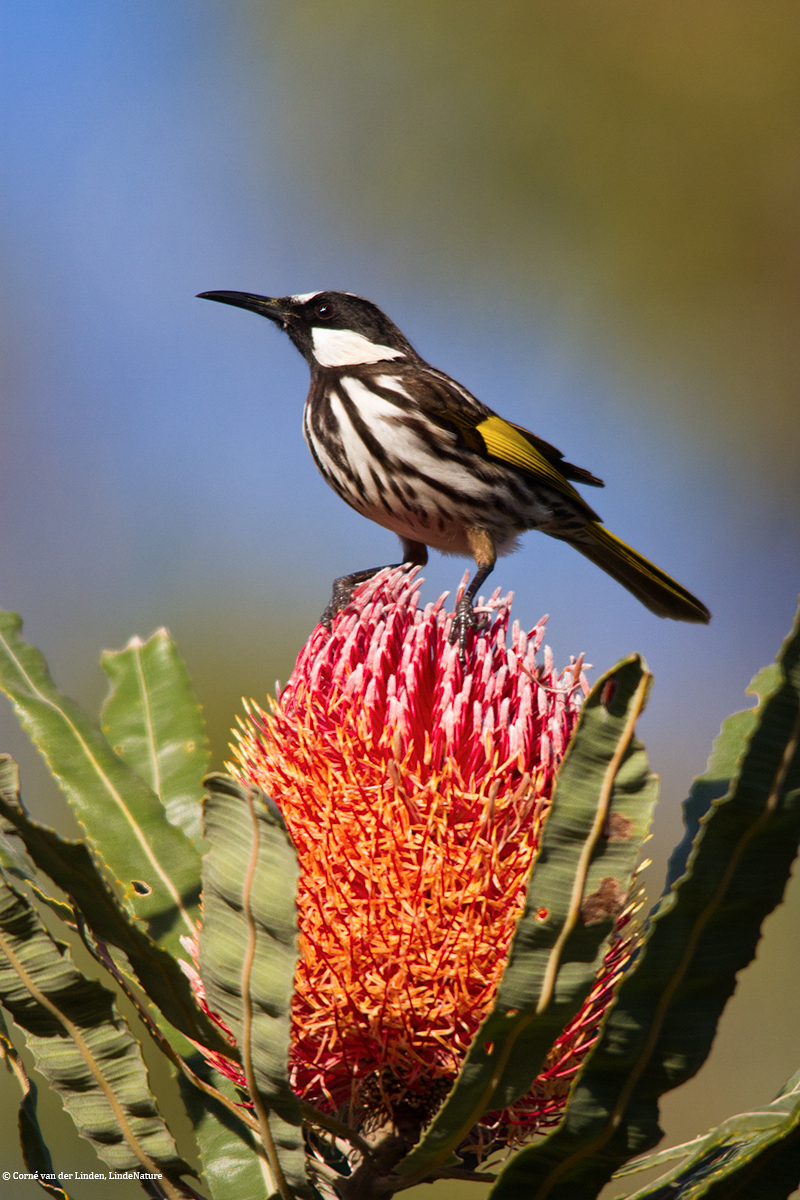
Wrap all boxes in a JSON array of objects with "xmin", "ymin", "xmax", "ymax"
[{"xmin": 0, "ymin": 4, "xmax": 799, "ymax": 1196}]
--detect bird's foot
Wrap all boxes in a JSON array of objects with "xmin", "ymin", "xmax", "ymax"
[
  {"xmin": 321, "ymin": 562, "xmax": 421, "ymax": 629},
  {"xmin": 448, "ymin": 596, "xmax": 489, "ymax": 665},
  {"xmin": 320, "ymin": 568, "xmax": 383, "ymax": 630}
]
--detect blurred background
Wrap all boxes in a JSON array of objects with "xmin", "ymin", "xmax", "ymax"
[{"xmin": 1, "ymin": 2, "xmax": 799, "ymax": 1196}]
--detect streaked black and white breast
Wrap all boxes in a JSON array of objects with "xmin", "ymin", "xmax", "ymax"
[{"xmin": 299, "ymin": 299, "xmax": 558, "ymax": 557}]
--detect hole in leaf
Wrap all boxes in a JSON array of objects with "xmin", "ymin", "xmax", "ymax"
[
  {"xmin": 536, "ymin": 907, "xmax": 548, "ymax": 920},
  {"xmin": 600, "ymin": 678, "xmax": 617, "ymax": 709},
  {"xmin": 483, "ymin": 1041, "xmax": 494, "ymax": 1056},
  {"xmin": 131, "ymin": 880, "xmax": 152, "ymax": 896}
]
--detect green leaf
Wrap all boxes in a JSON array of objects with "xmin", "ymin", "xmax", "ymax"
[
  {"xmin": 179, "ymin": 1060, "xmax": 285, "ymax": 1200},
  {"xmin": 0, "ymin": 813, "xmax": 76, "ymax": 926},
  {"xmin": 0, "ymin": 754, "xmax": 231, "ymax": 1057},
  {"xmin": 199, "ymin": 773, "xmax": 309, "ymax": 1198},
  {"xmin": 616, "ymin": 1069, "xmax": 800, "ymax": 1199},
  {"xmin": 100, "ymin": 629, "xmax": 208, "ymax": 849},
  {"xmin": 665, "ymin": 662, "xmax": 783, "ymax": 890},
  {"xmin": 0, "ymin": 872, "xmax": 190, "ymax": 1185},
  {"xmin": 0, "ymin": 610, "xmax": 201, "ymax": 956},
  {"xmin": 396, "ymin": 654, "xmax": 658, "ymax": 1185},
  {"xmin": 0, "ymin": 1007, "xmax": 73, "ymax": 1199},
  {"xmin": 488, "ymin": 599, "xmax": 800, "ymax": 1200}
]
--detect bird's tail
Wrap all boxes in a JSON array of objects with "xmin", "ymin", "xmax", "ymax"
[{"xmin": 566, "ymin": 522, "xmax": 711, "ymax": 623}]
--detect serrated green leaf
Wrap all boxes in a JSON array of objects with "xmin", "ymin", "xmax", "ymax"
[
  {"xmin": 488, "ymin": 598, "xmax": 800, "ymax": 1200},
  {"xmin": 0, "ymin": 873, "xmax": 190, "ymax": 1184},
  {"xmin": 0, "ymin": 754, "xmax": 231, "ymax": 1057},
  {"xmin": 0, "ymin": 1007, "xmax": 73, "ymax": 1199},
  {"xmin": 396, "ymin": 655, "xmax": 658, "ymax": 1185},
  {"xmin": 665, "ymin": 659, "xmax": 783, "ymax": 890},
  {"xmin": 616, "ymin": 1070, "xmax": 800, "ymax": 1199},
  {"xmin": 100, "ymin": 629, "xmax": 208, "ymax": 849},
  {"xmin": 0, "ymin": 610, "xmax": 201, "ymax": 956},
  {"xmin": 0, "ymin": 814, "xmax": 76, "ymax": 926},
  {"xmin": 199, "ymin": 773, "xmax": 309, "ymax": 1198}
]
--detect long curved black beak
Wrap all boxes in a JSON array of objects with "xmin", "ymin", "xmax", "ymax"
[{"xmin": 197, "ymin": 291, "xmax": 288, "ymax": 325}]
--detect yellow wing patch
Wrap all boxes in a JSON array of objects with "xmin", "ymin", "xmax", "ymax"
[{"xmin": 475, "ymin": 415, "xmax": 584, "ymax": 503}]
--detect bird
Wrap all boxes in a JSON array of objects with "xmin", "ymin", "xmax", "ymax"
[{"xmin": 198, "ymin": 288, "xmax": 710, "ymax": 658}]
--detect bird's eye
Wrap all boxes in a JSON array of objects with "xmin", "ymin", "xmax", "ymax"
[{"xmin": 314, "ymin": 302, "xmax": 336, "ymax": 320}]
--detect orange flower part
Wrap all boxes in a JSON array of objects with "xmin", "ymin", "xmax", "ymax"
[{"xmin": 231, "ymin": 567, "xmax": 590, "ymax": 1130}]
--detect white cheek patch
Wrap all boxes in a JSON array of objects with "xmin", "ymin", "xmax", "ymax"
[{"xmin": 311, "ymin": 326, "xmax": 406, "ymax": 368}]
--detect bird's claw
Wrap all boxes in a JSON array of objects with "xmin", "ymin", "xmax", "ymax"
[
  {"xmin": 321, "ymin": 577, "xmax": 357, "ymax": 630},
  {"xmin": 320, "ymin": 565, "xmax": 401, "ymax": 630},
  {"xmin": 448, "ymin": 597, "xmax": 488, "ymax": 664}
]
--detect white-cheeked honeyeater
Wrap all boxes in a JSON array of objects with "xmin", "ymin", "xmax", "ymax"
[{"xmin": 198, "ymin": 289, "xmax": 710, "ymax": 657}]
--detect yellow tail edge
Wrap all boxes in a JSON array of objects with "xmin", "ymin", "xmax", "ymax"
[{"xmin": 571, "ymin": 522, "xmax": 711, "ymax": 624}]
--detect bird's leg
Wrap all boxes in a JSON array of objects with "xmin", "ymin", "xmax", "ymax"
[
  {"xmin": 449, "ymin": 528, "xmax": 497, "ymax": 664},
  {"xmin": 321, "ymin": 540, "xmax": 428, "ymax": 629}
]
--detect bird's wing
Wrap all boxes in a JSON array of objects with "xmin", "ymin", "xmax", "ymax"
[
  {"xmin": 477, "ymin": 414, "xmax": 606, "ymax": 500},
  {"xmin": 503, "ymin": 420, "xmax": 604, "ymax": 488},
  {"xmin": 415, "ymin": 371, "xmax": 602, "ymax": 515}
]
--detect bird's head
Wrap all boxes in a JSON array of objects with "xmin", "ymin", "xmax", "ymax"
[{"xmin": 197, "ymin": 289, "xmax": 418, "ymax": 370}]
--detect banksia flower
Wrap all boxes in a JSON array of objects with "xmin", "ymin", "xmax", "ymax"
[{"xmin": 227, "ymin": 566, "xmax": 627, "ymax": 1150}]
